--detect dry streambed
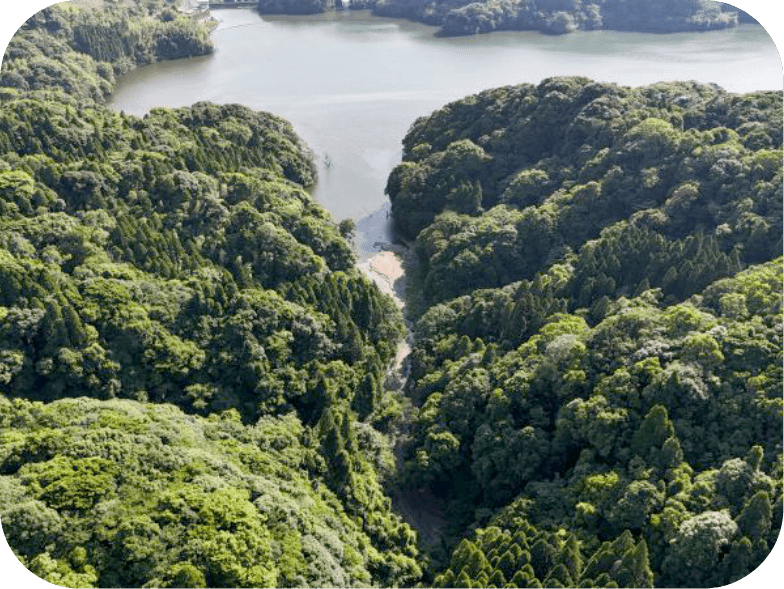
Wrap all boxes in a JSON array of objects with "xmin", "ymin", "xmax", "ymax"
[
  {"xmin": 358, "ymin": 246, "xmax": 448, "ymax": 544},
  {"xmin": 358, "ymin": 246, "xmax": 412, "ymax": 385}
]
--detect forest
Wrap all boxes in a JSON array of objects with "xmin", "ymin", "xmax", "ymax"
[
  {"xmin": 1, "ymin": 0, "xmax": 782, "ymax": 588},
  {"xmin": 256, "ymin": 0, "xmax": 756, "ymax": 36},
  {"xmin": 1, "ymin": 1, "xmax": 421, "ymax": 586},
  {"xmin": 387, "ymin": 76, "xmax": 782, "ymax": 586}
]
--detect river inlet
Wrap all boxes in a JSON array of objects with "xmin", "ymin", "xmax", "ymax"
[{"xmin": 108, "ymin": 7, "xmax": 782, "ymax": 264}]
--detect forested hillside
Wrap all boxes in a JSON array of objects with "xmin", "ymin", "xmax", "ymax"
[
  {"xmin": 257, "ymin": 0, "xmax": 754, "ymax": 36},
  {"xmin": 1, "ymin": 0, "xmax": 213, "ymax": 101},
  {"xmin": 387, "ymin": 76, "xmax": 783, "ymax": 586},
  {"xmin": 1, "ymin": 397, "xmax": 414, "ymax": 587},
  {"xmin": 374, "ymin": 0, "xmax": 746, "ymax": 35},
  {"xmin": 1, "ymin": 2, "xmax": 422, "ymax": 586},
  {"xmin": 389, "ymin": 78, "xmax": 781, "ymax": 309}
]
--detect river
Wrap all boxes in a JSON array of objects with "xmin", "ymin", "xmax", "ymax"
[{"xmin": 108, "ymin": 7, "xmax": 781, "ymax": 266}]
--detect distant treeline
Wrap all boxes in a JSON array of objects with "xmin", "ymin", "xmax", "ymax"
[
  {"xmin": 2, "ymin": 0, "xmax": 214, "ymax": 101},
  {"xmin": 257, "ymin": 0, "xmax": 757, "ymax": 36}
]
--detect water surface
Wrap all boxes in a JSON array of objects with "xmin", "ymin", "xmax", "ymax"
[{"xmin": 108, "ymin": 8, "xmax": 782, "ymax": 259}]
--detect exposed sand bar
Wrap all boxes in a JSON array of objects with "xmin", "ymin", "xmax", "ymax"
[
  {"xmin": 358, "ymin": 245, "xmax": 412, "ymax": 385},
  {"xmin": 359, "ymin": 250, "xmax": 407, "ymax": 303}
]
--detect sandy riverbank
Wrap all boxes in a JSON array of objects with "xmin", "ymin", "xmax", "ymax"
[
  {"xmin": 358, "ymin": 246, "xmax": 412, "ymax": 387},
  {"xmin": 358, "ymin": 249, "xmax": 407, "ymax": 305}
]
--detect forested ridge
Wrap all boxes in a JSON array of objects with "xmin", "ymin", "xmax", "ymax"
[
  {"xmin": 1, "ymin": 0, "xmax": 213, "ymax": 102},
  {"xmin": 387, "ymin": 76, "xmax": 783, "ymax": 586},
  {"xmin": 1, "ymin": 1, "xmax": 422, "ymax": 586},
  {"xmin": 257, "ymin": 1, "xmax": 755, "ymax": 36}
]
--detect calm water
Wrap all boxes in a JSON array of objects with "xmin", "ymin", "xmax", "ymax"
[{"xmin": 108, "ymin": 8, "xmax": 782, "ymax": 259}]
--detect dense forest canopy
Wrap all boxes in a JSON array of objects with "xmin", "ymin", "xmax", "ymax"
[
  {"xmin": 0, "ymin": 1, "xmax": 781, "ymax": 588},
  {"xmin": 387, "ymin": 76, "xmax": 782, "ymax": 586},
  {"xmin": 1, "ymin": 1, "xmax": 421, "ymax": 586},
  {"xmin": 1, "ymin": 397, "xmax": 415, "ymax": 587},
  {"xmin": 388, "ymin": 78, "xmax": 782, "ymax": 307},
  {"xmin": 256, "ymin": 0, "xmax": 756, "ymax": 36}
]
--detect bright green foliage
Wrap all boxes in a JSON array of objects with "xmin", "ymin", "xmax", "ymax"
[
  {"xmin": 431, "ymin": 512, "xmax": 654, "ymax": 588},
  {"xmin": 1, "ymin": 2, "xmax": 781, "ymax": 587},
  {"xmin": 0, "ymin": 89, "xmax": 402, "ymax": 420},
  {"xmin": 0, "ymin": 2, "xmax": 418, "ymax": 586},
  {"xmin": 0, "ymin": 1, "xmax": 403, "ymax": 424},
  {"xmin": 0, "ymin": 397, "xmax": 419, "ymax": 587},
  {"xmin": 408, "ymin": 261, "xmax": 782, "ymax": 586}
]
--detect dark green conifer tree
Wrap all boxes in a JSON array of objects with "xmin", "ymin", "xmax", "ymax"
[
  {"xmin": 614, "ymin": 540, "xmax": 654, "ymax": 588},
  {"xmin": 736, "ymin": 491, "xmax": 773, "ymax": 541},
  {"xmin": 558, "ymin": 534, "xmax": 583, "ymax": 581},
  {"xmin": 632, "ymin": 404, "xmax": 675, "ymax": 462},
  {"xmin": 530, "ymin": 538, "xmax": 556, "ymax": 580}
]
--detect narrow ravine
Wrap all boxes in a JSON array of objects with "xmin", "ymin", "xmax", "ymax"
[
  {"xmin": 358, "ymin": 244, "xmax": 411, "ymax": 381},
  {"xmin": 358, "ymin": 243, "xmax": 449, "ymax": 549}
]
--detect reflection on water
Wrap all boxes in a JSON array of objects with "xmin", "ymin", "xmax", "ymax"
[{"xmin": 108, "ymin": 8, "xmax": 782, "ymax": 260}]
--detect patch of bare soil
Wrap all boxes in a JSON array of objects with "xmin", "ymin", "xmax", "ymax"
[{"xmin": 358, "ymin": 245, "xmax": 413, "ymax": 387}]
